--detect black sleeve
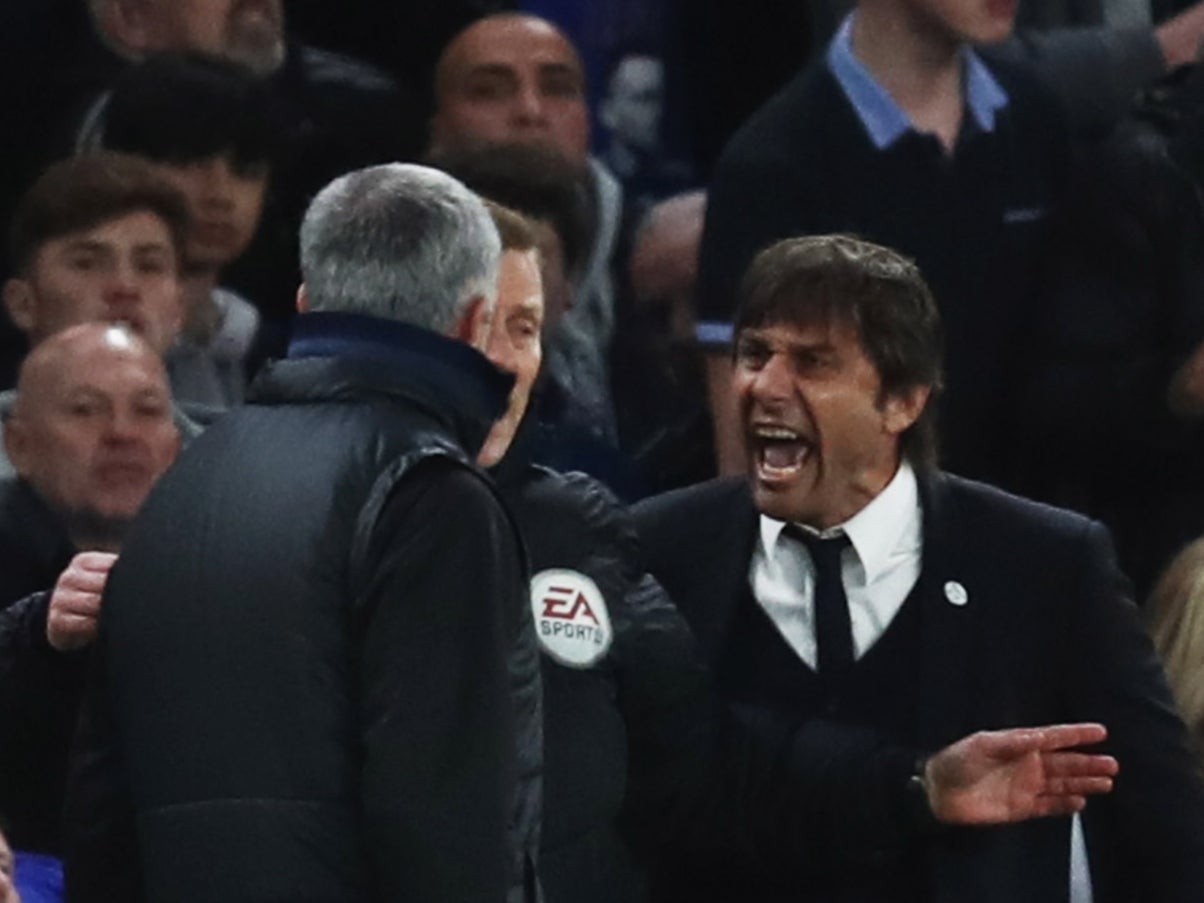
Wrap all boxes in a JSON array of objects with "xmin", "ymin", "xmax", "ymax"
[
  {"xmin": 615, "ymin": 574, "xmax": 922, "ymax": 881},
  {"xmin": 62, "ymin": 627, "xmax": 144, "ymax": 903},
  {"xmin": 1068, "ymin": 523, "xmax": 1204, "ymax": 901},
  {"xmin": 0, "ymin": 590, "xmax": 89, "ymax": 853},
  {"xmin": 353, "ymin": 457, "xmax": 536, "ymax": 903}
]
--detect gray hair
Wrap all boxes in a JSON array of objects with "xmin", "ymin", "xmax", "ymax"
[{"xmin": 299, "ymin": 163, "xmax": 501, "ymax": 333}]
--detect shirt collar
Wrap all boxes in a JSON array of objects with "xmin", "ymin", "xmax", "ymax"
[
  {"xmin": 760, "ymin": 459, "xmax": 921, "ymax": 583},
  {"xmin": 825, "ymin": 12, "xmax": 1009, "ymax": 150}
]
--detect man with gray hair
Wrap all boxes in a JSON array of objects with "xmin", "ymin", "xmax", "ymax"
[{"xmin": 64, "ymin": 163, "xmax": 541, "ymax": 903}]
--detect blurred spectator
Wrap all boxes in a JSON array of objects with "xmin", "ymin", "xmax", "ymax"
[
  {"xmin": 1147, "ymin": 537, "xmax": 1204, "ymax": 768},
  {"xmin": 80, "ymin": 0, "xmax": 425, "ymax": 346},
  {"xmin": 287, "ymin": 0, "xmax": 515, "ymax": 116},
  {"xmin": 1019, "ymin": 63, "xmax": 1204, "ymax": 594},
  {"xmin": 0, "ymin": 155, "xmax": 203, "ymax": 478},
  {"xmin": 431, "ymin": 12, "xmax": 622, "ymax": 449},
  {"xmin": 612, "ymin": 189, "xmax": 713, "ymax": 493},
  {"xmin": 598, "ymin": 51, "xmax": 693, "ymax": 215},
  {"xmin": 815, "ymin": 0, "xmax": 1204, "ymax": 139},
  {"xmin": 0, "ymin": 324, "xmax": 177, "ymax": 867},
  {"xmin": 96, "ymin": 53, "xmax": 277, "ymax": 408},
  {"xmin": 695, "ymin": 0, "xmax": 1069, "ymax": 484}
]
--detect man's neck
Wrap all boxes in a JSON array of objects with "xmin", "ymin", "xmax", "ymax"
[
  {"xmin": 181, "ymin": 267, "xmax": 223, "ymax": 345},
  {"xmin": 851, "ymin": 3, "xmax": 966, "ymax": 152}
]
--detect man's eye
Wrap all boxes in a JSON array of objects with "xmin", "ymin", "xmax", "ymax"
[
  {"xmin": 542, "ymin": 74, "xmax": 582, "ymax": 98},
  {"xmin": 511, "ymin": 321, "xmax": 540, "ymax": 341},
  {"xmin": 137, "ymin": 257, "xmax": 170, "ymax": 275},
  {"xmin": 735, "ymin": 344, "xmax": 768, "ymax": 368},
  {"xmin": 69, "ymin": 254, "xmax": 99, "ymax": 271},
  {"xmin": 465, "ymin": 78, "xmax": 509, "ymax": 101}
]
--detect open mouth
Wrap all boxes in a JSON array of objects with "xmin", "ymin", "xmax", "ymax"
[{"xmin": 750, "ymin": 425, "xmax": 812, "ymax": 479}]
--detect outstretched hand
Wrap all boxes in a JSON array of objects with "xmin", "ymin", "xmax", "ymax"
[{"xmin": 925, "ymin": 723, "xmax": 1117, "ymax": 825}]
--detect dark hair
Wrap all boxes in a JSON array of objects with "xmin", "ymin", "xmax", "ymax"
[
  {"xmin": 100, "ymin": 52, "xmax": 278, "ymax": 170},
  {"xmin": 485, "ymin": 201, "xmax": 539, "ymax": 253},
  {"xmin": 9, "ymin": 153, "xmax": 191, "ymax": 273},
  {"xmin": 734, "ymin": 234, "xmax": 945, "ymax": 469},
  {"xmin": 426, "ymin": 141, "xmax": 590, "ymax": 277}
]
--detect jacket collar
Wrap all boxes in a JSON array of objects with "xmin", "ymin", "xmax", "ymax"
[{"xmin": 252, "ymin": 311, "xmax": 514, "ymax": 458}]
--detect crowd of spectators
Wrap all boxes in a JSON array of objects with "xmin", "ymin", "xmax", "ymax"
[{"xmin": 2, "ymin": 0, "xmax": 1204, "ymax": 901}]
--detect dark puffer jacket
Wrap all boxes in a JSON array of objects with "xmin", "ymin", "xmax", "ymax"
[{"xmin": 64, "ymin": 312, "xmax": 542, "ymax": 903}]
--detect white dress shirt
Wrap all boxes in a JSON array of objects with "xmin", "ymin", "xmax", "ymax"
[{"xmin": 750, "ymin": 460, "xmax": 923, "ymax": 669}]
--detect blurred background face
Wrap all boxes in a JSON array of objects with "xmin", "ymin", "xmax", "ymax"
[
  {"xmin": 901, "ymin": 0, "xmax": 1018, "ymax": 46},
  {"xmin": 602, "ymin": 55, "xmax": 665, "ymax": 154},
  {"xmin": 156, "ymin": 156, "xmax": 268, "ymax": 270},
  {"xmin": 432, "ymin": 16, "xmax": 590, "ymax": 167},
  {"xmin": 479, "ymin": 248, "xmax": 545, "ymax": 467},
  {"xmin": 4, "ymin": 211, "xmax": 183, "ymax": 355},
  {"xmin": 142, "ymin": 0, "xmax": 285, "ymax": 75},
  {"xmin": 6, "ymin": 328, "xmax": 180, "ymax": 539}
]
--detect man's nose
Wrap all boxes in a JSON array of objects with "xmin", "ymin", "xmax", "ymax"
[
  {"xmin": 105, "ymin": 260, "xmax": 142, "ymax": 301},
  {"xmin": 512, "ymin": 84, "xmax": 547, "ymax": 124},
  {"xmin": 198, "ymin": 160, "xmax": 236, "ymax": 210},
  {"xmin": 750, "ymin": 352, "xmax": 793, "ymax": 402},
  {"xmin": 104, "ymin": 407, "xmax": 144, "ymax": 443}
]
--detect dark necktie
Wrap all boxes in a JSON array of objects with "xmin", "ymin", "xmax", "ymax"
[{"xmin": 786, "ymin": 527, "xmax": 854, "ymax": 679}]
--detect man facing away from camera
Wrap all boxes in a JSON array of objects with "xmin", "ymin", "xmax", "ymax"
[{"xmin": 63, "ymin": 163, "xmax": 540, "ymax": 903}]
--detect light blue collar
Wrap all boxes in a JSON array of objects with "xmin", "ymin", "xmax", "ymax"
[{"xmin": 826, "ymin": 13, "xmax": 1008, "ymax": 149}]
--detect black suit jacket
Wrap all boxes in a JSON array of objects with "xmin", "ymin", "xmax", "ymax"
[{"xmin": 633, "ymin": 471, "xmax": 1204, "ymax": 903}]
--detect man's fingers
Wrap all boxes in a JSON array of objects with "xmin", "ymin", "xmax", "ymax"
[
  {"xmin": 52, "ymin": 588, "xmax": 103, "ymax": 618},
  {"xmin": 980, "ymin": 723, "xmax": 1108, "ymax": 757},
  {"xmin": 1042, "ymin": 752, "xmax": 1119, "ymax": 779},
  {"xmin": 58, "ymin": 567, "xmax": 110, "ymax": 594},
  {"xmin": 1044, "ymin": 776, "xmax": 1115, "ymax": 797},
  {"xmin": 71, "ymin": 550, "xmax": 118, "ymax": 573}
]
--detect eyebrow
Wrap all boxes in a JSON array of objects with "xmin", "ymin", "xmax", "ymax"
[
  {"xmin": 61, "ymin": 239, "xmax": 110, "ymax": 254},
  {"xmin": 463, "ymin": 63, "xmax": 519, "ymax": 80}
]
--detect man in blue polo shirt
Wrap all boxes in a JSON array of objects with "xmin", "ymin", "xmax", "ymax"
[{"xmin": 697, "ymin": 0, "xmax": 1069, "ymax": 487}]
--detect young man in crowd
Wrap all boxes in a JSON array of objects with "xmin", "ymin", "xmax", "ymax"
[
  {"xmin": 0, "ymin": 153, "xmax": 205, "ymax": 477},
  {"xmin": 95, "ymin": 52, "xmax": 276, "ymax": 407}
]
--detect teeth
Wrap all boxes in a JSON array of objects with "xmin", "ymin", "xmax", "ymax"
[{"xmin": 754, "ymin": 426, "xmax": 800, "ymax": 440}]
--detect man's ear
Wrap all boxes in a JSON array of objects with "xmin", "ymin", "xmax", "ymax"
[
  {"xmin": 3, "ymin": 278, "xmax": 36, "ymax": 336},
  {"xmin": 882, "ymin": 384, "xmax": 932, "ymax": 436},
  {"xmin": 95, "ymin": 0, "xmax": 155, "ymax": 56},
  {"xmin": 4, "ymin": 413, "xmax": 31, "ymax": 479},
  {"xmin": 295, "ymin": 284, "xmax": 310, "ymax": 314},
  {"xmin": 453, "ymin": 295, "xmax": 493, "ymax": 350}
]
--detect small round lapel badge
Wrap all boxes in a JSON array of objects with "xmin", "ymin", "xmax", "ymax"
[{"xmin": 944, "ymin": 580, "xmax": 969, "ymax": 607}]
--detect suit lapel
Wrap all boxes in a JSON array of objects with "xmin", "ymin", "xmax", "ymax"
[
  {"xmin": 915, "ymin": 471, "xmax": 981, "ymax": 749},
  {"xmin": 691, "ymin": 479, "xmax": 761, "ymax": 666}
]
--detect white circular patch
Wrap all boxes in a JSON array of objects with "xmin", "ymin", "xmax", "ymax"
[
  {"xmin": 944, "ymin": 580, "xmax": 969, "ymax": 607},
  {"xmin": 530, "ymin": 569, "xmax": 613, "ymax": 668}
]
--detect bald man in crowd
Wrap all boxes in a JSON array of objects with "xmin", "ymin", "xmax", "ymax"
[
  {"xmin": 431, "ymin": 12, "xmax": 623, "ymax": 453},
  {"xmin": 0, "ymin": 323, "xmax": 178, "ymax": 872}
]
